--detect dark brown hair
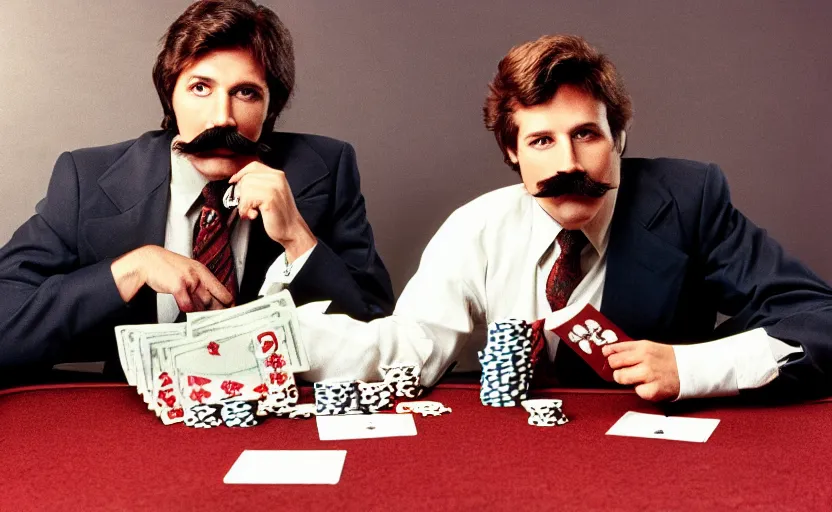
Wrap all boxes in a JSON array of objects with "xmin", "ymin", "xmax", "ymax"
[
  {"xmin": 152, "ymin": 0, "xmax": 294, "ymax": 135},
  {"xmin": 483, "ymin": 35, "xmax": 632, "ymax": 172}
]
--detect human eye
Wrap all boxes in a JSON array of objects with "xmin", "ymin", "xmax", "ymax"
[
  {"xmin": 573, "ymin": 128, "xmax": 599, "ymax": 141},
  {"xmin": 235, "ymin": 87, "xmax": 263, "ymax": 101},
  {"xmin": 529, "ymin": 136, "xmax": 553, "ymax": 148},
  {"xmin": 190, "ymin": 82, "xmax": 211, "ymax": 97}
]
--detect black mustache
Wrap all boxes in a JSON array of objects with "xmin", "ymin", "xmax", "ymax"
[
  {"xmin": 533, "ymin": 171, "xmax": 614, "ymax": 198},
  {"xmin": 172, "ymin": 126, "xmax": 271, "ymax": 156}
]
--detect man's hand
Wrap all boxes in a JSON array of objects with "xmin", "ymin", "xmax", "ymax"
[
  {"xmin": 229, "ymin": 161, "xmax": 317, "ymax": 261},
  {"xmin": 111, "ymin": 246, "xmax": 233, "ymax": 312},
  {"xmin": 603, "ymin": 340, "xmax": 680, "ymax": 402}
]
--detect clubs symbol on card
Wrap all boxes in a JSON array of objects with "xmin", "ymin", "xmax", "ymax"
[
  {"xmin": 521, "ymin": 399, "xmax": 569, "ymax": 427},
  {"xmin": 184, "ymin": 403, "xmax": 223, "ymax": 428},
  {"xmin": 566, "ymin": 319, "xmax": 618, "ymax": 355},
  {"xmin": 206, "ymin": 341, "xmax": 220, "ymax": 356},
  {"xmin": 395, "ymin": 401, "xmax": 452, "ymax": 417},
  {"xmin": 220, "ymin": 400, "xmax": 259, "ymax": 428}
]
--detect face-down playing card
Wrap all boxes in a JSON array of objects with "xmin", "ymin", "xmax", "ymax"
[{"xmin": 548, "ymin": 304, "xmax": 632, "ymax": 382}]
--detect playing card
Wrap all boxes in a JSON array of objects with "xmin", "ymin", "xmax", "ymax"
[
  {"xmin": 549, "ymin": 304, "xmax": 631, "ymax": 381},
  {"xmin": 186, "ymin": 291, "xmax": 309, "ymax": 372},
  {"xmin": 316, "ymin": 414, "xmax": 417, "ymax": 441},
  {"xmin": 606, "ymin": 411, "xmax": 720, "ymax": 443},
  {"xmin": 223, "ymin": 450, "xmax": 347, "ymax": 485}
]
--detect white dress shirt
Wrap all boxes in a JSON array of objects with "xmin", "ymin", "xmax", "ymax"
[
  {"xmin": 296, "ymin": 184, "xmax": 800, "ymax": 399},
  {"xmin": 158, "ymin": 149, "xmax": 312, "ymax": 322}
]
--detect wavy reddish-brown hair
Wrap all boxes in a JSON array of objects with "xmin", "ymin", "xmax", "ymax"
[
  {"xmin": 484, "ymin": 35, "xmax": 633, "ymax": 172},
  {"xmin": 152, "ymin": 0, "xmax": 294, "ymax": 135}
]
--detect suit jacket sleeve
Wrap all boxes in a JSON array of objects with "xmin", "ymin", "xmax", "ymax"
[
  {"xmin": 0, "ymin": 152, "xmax": 126, "ymax": 367},
  {"xmin": 287, "ymin": 143, "xmax": 394, "ymax": 321},
  {"xmin": 699, "ymin": 163, "xmax": 832, "ymax": 398}
]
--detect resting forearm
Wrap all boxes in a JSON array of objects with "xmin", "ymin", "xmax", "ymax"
[{"xmin": 0, "ymin": 260, "xmax": 125, "ymax": 367}]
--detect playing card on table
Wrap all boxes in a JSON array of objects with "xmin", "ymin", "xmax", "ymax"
[
  {"xmin": 224, "ymin": 450, "xmax": 347, "ymax": 485},
  {"xmin": 606, "ymin": 411, "xmax": 720, "ymax": 443},
  {"xmin": 549, "ymin": 304, "xmax": 632, "ymax": 382}
]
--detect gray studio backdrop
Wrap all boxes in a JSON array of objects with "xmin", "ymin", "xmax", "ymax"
[{"xmin": 1, "ymin": 1, "xmax": 830, "ymax": 294}]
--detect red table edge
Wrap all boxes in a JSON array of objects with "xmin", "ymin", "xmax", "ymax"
[
  {"xmin": 2, "ymin": 381, "xmax": 830, "ymax": 404},
  {"xmin": 0, "ymin": 381, "xmax": 635, "ymax": 397}
]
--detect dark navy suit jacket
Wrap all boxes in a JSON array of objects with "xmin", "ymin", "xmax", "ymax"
[
  {"xmin": 559, "ymin": 157, "xmax": 832, "ymax": 398},
  {"xmin": 0, "ymin": 130, "xmax": 394, "ymax": 373}
]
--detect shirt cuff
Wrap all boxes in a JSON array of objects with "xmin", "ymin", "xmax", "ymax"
[
  {"xmin": 673, "ymin": 328, "xmax": 795, "ymax": 400},
  {"xmin": 258, "ymin": 245, "xmax": 316, "ymax": 296}
]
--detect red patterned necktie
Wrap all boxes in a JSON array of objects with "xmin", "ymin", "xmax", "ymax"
[
  {"xmin": 532, "ymin": 229, "xmax": 588, "ymax": 386},
  {"xmin": 193, "ymin": 181, "xmax": 238, "ymax": 304},
  {"xmin": 546, "ymin": 229, "xmax": 588, "ymax": 311}
]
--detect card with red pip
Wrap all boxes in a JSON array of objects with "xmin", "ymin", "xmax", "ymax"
[{"xmin": 549, "ymin": 304, "xmax": 632, "ymax": 382}]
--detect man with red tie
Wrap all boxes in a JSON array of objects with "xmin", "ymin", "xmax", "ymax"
[
  {"xmin": 0, "ymin": 0, "xmax": 393, "ymax": 380},
  {"xmin": 298, "ymin": 34, "xmax": 832, "ymax": 402}
]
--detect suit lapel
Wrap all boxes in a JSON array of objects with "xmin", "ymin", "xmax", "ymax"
[
  {"xmin": 601, "ymin": 160, "xmax": 689, "ymax": 339},
  {"xmin": 82, "ymin": 131, "xmax": 174, "ymax": 259},
  {"xmin": 80, "ymin": 131, "xmax": 174, "ymax": 322}
]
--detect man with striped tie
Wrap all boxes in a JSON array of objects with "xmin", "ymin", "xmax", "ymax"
[
  {"xmin": 0, "ymin": 0, "xmax": 393, "ymax": 382},
  {"xmin": 295, "ymin": 34, "xmax": 832, "ymax": 403}
]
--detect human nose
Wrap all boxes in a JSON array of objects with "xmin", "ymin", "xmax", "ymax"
[
  {"xmin": 208, "ymin": 94, "xmax": 236, "ymax": 129},
  {"xmin": 553, "ymin": 137, "xmax": 579, "ymax": 172}
]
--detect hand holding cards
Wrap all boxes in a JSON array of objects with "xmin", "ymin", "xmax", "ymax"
[{"xmin": 548, "ymin": 304, "xmax": 631, "ymax": 382}]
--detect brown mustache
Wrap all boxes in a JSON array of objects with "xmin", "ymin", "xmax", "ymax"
[
  {"xmin": 172, "ymin": 126, "xmax": 271, "ymax": 156},
  {"xmin": 533, "ymin": 171, "xmax": 614, "ymax": 198}
]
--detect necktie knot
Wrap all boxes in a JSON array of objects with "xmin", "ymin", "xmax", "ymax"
[
  {"xmin": 556, "ymin": 229, "xmax": 588, "ymax": 259},
  {"xmin": 201, "ymin": 181, "xmax": 228, "ymax": 211}
]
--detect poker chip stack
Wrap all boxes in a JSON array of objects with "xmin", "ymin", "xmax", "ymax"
[
  {"xmin": 314, "ymin": 365, "xmax": 422, "ymax": 416},
  {"xmin": 478, "ymin": 319, "xmax": 535, "ymax": 407}
]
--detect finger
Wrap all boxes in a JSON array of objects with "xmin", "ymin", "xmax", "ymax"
[
  {"xmin": 612, "ymin": 364, "xmax": 648, "ymax": 386},
  {"xmin": 191, "ymin": 282, "xmax": 215, "ymax": 310},
  {"xmin": 606, "ymin": 350, "xmax": 643, "ymax": 370},
  {"xmin": 602, "ymin": 341, "xmax": 638, "ymax": 357},
  {"xmin": 634, "ymin": 382, "xmax": 662, "ymax": 401},
  {"xmin": 173, "ymin": 288, "xmax": 196, "ymax": 313},
  {"xmin": 228, "ymin": 161, "xmax": 261, "ymax": 184},
  {"xmin": 229, "ymin": 161, "xmax": 276, "ymax": 183},
  {"xmin": 195, "ymin": 266, "xmax": 234, "ymax": 306},
  {"xmin": 236, "ymin": 184, "xmax": 265, "ymax": 220},
  {"xmin": 171, "ymin": 269, "xmax": 201, "ymax": 312}
]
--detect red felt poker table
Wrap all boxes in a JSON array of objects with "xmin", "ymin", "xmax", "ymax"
[{"xmin": 1, "ymin": 382, "xmax": 830, "ymax": 511}]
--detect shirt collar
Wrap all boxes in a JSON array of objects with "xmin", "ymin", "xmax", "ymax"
[
  {"xmin": 169, "ymin": 145, "xmax": 210, "ymax": 218},
  {"xmin": 529, "ymin": 187, "xmax": 618, "ymax": 263}
]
